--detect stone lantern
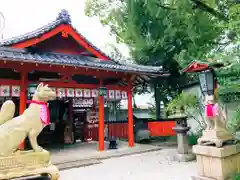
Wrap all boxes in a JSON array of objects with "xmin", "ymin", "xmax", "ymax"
[{"xmin": 169, "ymin": 109, "xmax": 195, "ymax": 162}]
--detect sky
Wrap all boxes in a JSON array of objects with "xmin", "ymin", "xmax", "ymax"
[{"xmin": 0, "ymin": 0, "xmax": 154, "ymax": 107}]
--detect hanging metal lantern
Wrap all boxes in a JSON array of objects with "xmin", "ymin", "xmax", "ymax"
[
  {"xmin": 198, "ymin": 69, "xmax": 214, "ymax": 96},
  {"xmin": 28, "ymin": 84, "xmax": 38, "ymax": 97},
  {"xmin": 98, "ymin": 86, "xmax": 107, "ymax": 97}
]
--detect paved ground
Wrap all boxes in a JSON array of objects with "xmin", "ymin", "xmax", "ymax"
[
  {"xmin": 59, "ymin": 148, "xmax": 197, "ymax": 180},
  {"xmin": 50, "ymin": 141, "xmax": 162, "ymax": 168}
]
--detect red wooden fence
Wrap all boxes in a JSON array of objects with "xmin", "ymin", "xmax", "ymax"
[
  {"xmin": 85, "ymin": 119, "xmax": 176, "ymax": 141},
  {"xmin": 148, "ymin": 121, "xmax": 176, "ymax": 137}
]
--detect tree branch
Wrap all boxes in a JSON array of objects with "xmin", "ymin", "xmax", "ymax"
[
  {"xmin": 156, "ymin": 2, "xmax": 176, "ymax": 10},
  {"xmin": 190, "ymin": 0, "xmax": 228, "ymax": 21}
]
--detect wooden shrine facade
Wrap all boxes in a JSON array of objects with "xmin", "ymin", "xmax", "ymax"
[{"xmin": 0, "ymin": 10, "xmax": 167, "ymax": 151}]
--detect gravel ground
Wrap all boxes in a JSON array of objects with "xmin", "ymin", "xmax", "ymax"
[{"xmin": 59, "ymin": 148, "xmax": 197, "ymax": 180}]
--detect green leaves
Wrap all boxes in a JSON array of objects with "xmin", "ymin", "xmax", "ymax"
[
  {"xmin": 166, "ymin": 91, "xmax": 198, "ymax": 114},
  {"xmin": 227, "ymin": 107, "xmax": 240, "ymax": 133},
  {"xmin": 85, "ymin": 0, "xmax": 239, "ymax": 107},
  {"xmin": 85, "ymin": 0, "xmax": 224, "ymax": 71}
]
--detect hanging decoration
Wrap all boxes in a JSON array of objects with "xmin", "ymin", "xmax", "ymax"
[
  {"xmin": 66, "ymin": 88, "xmax": 75, "ymax": 97},
  {"xmin": 108, "ymin": 90, "xmax": 115, "ymax": 99},
  {"xmin": 121, "ymin": 91, "xmax": 128, "ymax": 99},
  {"xmin": 0, "ymin": 85, "xmax": 129, "ymax": 100},
  {"xmin": 11, "ymin": 86, "xmax": 20, "ymax": 97},
  {"xmin": 84, "ymin": 89, "xmax": 91, "ymax": 98},
  {"xmin": 115, "ymin": 90, "xmax": 121, "ymax": 99},
  {"xmin": 57, "ymin": 88, "xmax": 66, "ymax": 97},
  {"xmin": 72, "ymin": 98, "xmax": 94, "ymax": 107},
  {"xmin": 75, "ymin": 89, "xmax": 83, "ymax": 97},
  {"xmin": 0, "ymin": 85, "xmax": 10, "ymax": 97},
  {"xmin": 91, "ymin": 89, "xmax": 98, "ymax": 97}
]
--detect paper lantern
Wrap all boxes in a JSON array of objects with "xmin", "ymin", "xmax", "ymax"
[
  {"xmin": 0, "ymin": 85, "xmax": 10, "ymax": 97},
  {"xmin": 84, "ymin": 89, "xmax": 91, "ymax": 98},
  {"xmin": 57, "ymin": 88, "xmax": 66, "ymax": 97},
  {"xmin": 121, "ymin": 91, "xmax": 128, "ymax": 99},
  {"xmin": 91, "ymin": 89, "xmax": 98, "ymax": 97},
  {"xmin": 66, "ymin": 88, "xmax": 75, "ymax": 97},
  {"xmin": 11, "ymin": 86, "xmax": 20, "ymax": 97},
  {"xmin": 108, "ymin": 90, "xmax": 115, "ymax": 99},
  {"xmin": 115, "ymin": 90, "xmax": 121, "ymax": 99},
  {"xmin": 98, "ymin": 87, "xmax": 107, "ymax": 97},
  {"xmin": 75, "ymin": 89, "xmax": 83, "ymax": 97}
]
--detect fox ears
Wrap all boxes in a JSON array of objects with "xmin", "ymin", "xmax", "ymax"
[{"xmin": 36, "ymin": 83, "xmax": 49, "ymax": 91}]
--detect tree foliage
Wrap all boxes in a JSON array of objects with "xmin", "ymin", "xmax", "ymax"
[
  {"xmin": 85, "ymin": 0, "xmax": 226, "ymax": 71},
  {"xmin": 85, "ymin": 0, "xmax": 240, "ymax": 118},
  {"xmin": 166, "ymin": 91, "xmax": 206, "ymax": 129}
]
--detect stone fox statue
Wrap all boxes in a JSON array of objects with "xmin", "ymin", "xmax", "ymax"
[{"xmin": 0, "ymin": 83, "xmax": 56, "ymax": 156}]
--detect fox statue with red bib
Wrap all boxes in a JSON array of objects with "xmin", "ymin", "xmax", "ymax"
[
  {"xmin": 0, "ymin": 83, "xmax": 59, "ymax": 180},
  {"xmin": 0, "ymin": 83, "xmax": 55, "ymax": 155},
  {"xmin": 197, "ymin": 95, "xmax": 233, "ymax": 147}
]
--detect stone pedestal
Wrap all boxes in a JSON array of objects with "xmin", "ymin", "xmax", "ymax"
[
  {"xmin": 198, "ymin": 129, "xmax": 233, "ymax": 148},
  {"xmin": 192, "ymin": 144, "xmax": 240, "ymax": 180},
  {"xmin": 0, "ymin": 150, "xmax": 60, "ymax": 180}
]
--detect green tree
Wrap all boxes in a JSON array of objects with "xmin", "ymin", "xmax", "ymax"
[
  {"xmin": 85, "ymin": 0, "xmax": 237, "ymax": 118},
  {"xmin": 85, "ymin": 0, "xmax": 225, "ymax": 69}
]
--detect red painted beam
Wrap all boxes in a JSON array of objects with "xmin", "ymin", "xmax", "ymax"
[
  {"xmin": 0, "ymin": 79, "xmax": 21, "ymax": 85},
  {"xmin": 19, "ymin": 71, "xmax": 27, "ymax": 149},
  {"xmin": 12, "ymin": 24, "xmax": 66, "ymax": 49},
  {"xmin": 127, "ymin": 81, "xmax": 134, "ymax": 147},
  {"xmin": 98, "ymin": 79, "xmax": 105, "ymax": 151}
]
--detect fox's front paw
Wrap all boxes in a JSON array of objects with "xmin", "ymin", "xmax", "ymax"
[{"xmin": 34, "ymin": 146, "xmax": 43, "ymax": 152}]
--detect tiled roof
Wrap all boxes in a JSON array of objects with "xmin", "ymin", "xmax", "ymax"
[
  {"xmin": 0, "ymin": 9, "xmax": 167, "ymax": 82},
  {"xmin": 0, "ymin": 9, "xmax": 112, "ymax": 62},
  {"xmin": 0, "ymin": 47, "xmax": 164, "ymax": 75}
]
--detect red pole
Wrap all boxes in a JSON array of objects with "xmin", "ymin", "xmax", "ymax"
[
  {"xmin": 98, "ymin": 81, "xmax": 105, "ymax": 151},
  {"xmin": 19, "ymin": 71, "xmax": 27, "ymax": 149},
  {"xmin": 127, "ymin": 82, "xmax": 134, "ymax": 147}
]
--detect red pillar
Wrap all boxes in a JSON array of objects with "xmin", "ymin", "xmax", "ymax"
[
  {"xmin": 128, "ymin": 83, "xmax": 134, "ymax": 147},
  {"xmin": 98, "ymin": 82, "xmax": 105, "ymax": 151},
  {"xmin": 19, "ymin": 71, "xmax": 27, "ymax": 149}
]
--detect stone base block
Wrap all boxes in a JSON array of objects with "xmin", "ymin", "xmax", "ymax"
[
  {"xmin": 0, "ymin": 150, "xmax": 60, "ymax": 180},
  {"xmin": 173, "ymin": 153, "xmax": 196, "ymax": 162},
  {"xmin": 198, "ymin": 130, "xmax": 233, "ymax": 147},
  {"xmin": 192, "ymin": 144, "xmax": 240, "ymax": 180}
]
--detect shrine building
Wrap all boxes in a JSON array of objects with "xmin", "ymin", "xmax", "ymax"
[{"xmin": 0, "ymin": 10, "xmax": 167, "ymax": 151}]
